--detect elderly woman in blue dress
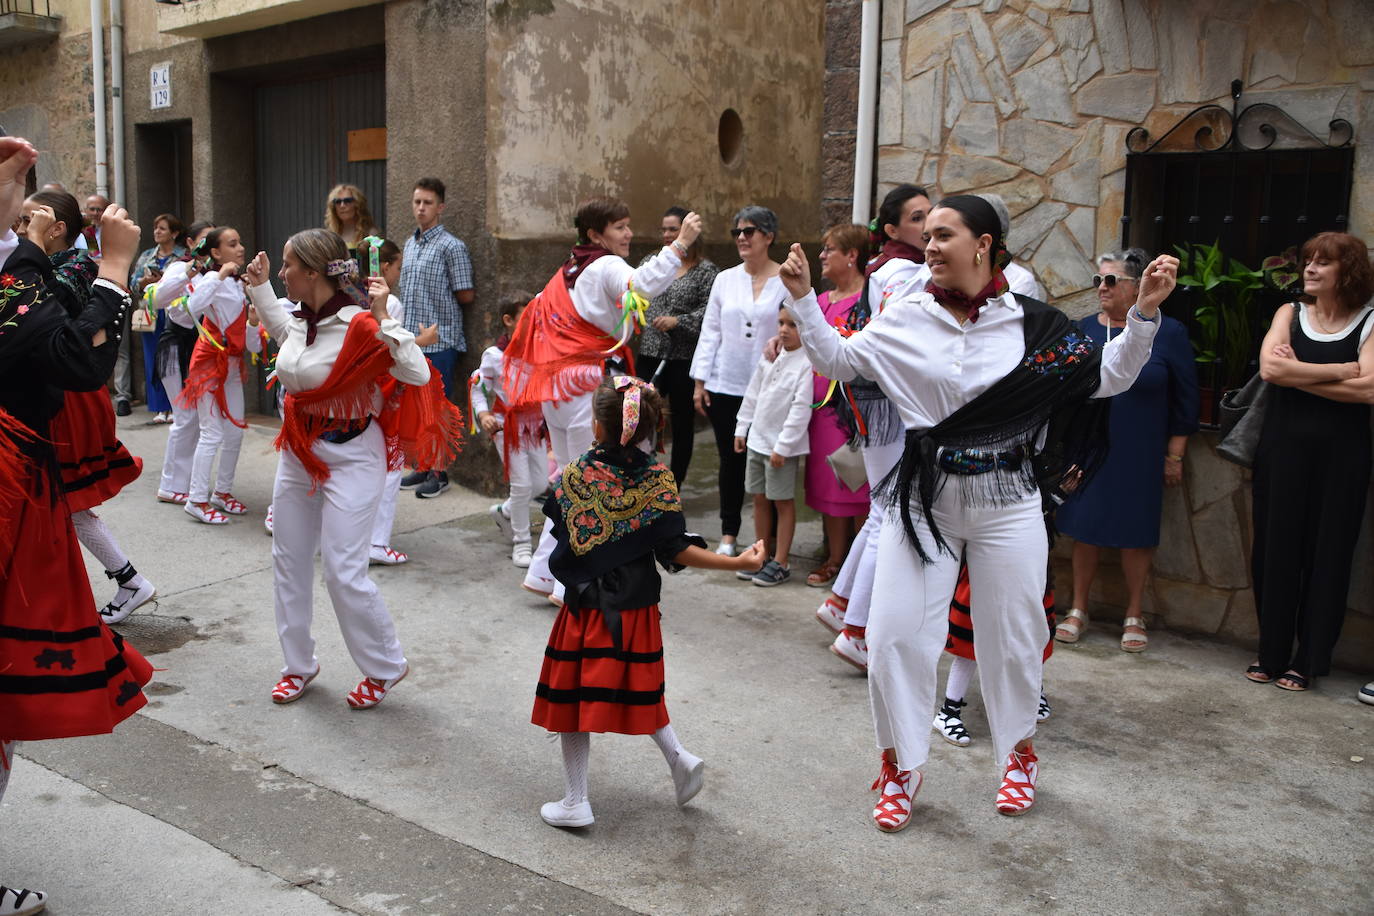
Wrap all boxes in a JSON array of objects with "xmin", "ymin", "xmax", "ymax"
[{"xmin": 1052, "ymin": 248, "xmax": 1199, "ymax": 652}]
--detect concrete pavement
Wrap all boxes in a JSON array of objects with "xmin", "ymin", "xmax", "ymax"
[{"xmin": 3, "ymin": 413, "xmax": 1371, "ymax": 915}]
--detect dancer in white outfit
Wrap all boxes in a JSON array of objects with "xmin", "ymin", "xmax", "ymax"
[
  {"xmin": 504, "ymin": 197, "xmax": 702, "ymax": 601},
  {"xmin": 780, "ymin": 195, "xmax": 1177, "ymax": 829},
  {"xmin": 179, "ymin": 226, "xmax": 263, "ymax": 524},
  {"xmin": 244, "ymin": 230, "xmax": 459, "ymax": 708}
]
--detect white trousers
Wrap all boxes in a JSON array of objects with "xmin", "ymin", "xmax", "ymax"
[
  {"xmin": 158, "ymin": 370, "xmax": 201, "ymax": 494},
  {"xmin": 837, "ymin": 439, "xmax": 905, "ymax": 628},
  {"xmin": 272, "ymin": 422, "xmax": 406, "ymax": 680},
  {"xmin": 526, "ymin": 394, "xmax": 595, "ymax": 595},
  {"xmin": 868, "ymin": 488, "xmax": 1047, "ymax": 772},
  {"xmin": 188, "ymin": 374, "xmax": 245, "ymax": 503},
  {"xmin": 496, "ymin": 430, "xmax": 548, "ymax": 545},
  {"xmin": 370, "ymin": 468, "xmax": 403, "ymax": 548}
]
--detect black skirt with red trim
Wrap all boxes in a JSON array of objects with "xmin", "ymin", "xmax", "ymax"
[
  {"xmin": 531, "ymin": 603, "xmax": 669, "ymax": 736},
  {"xmin": 48, "ymin": 389, "xmax": 141, "ymax": 512},
  {"xmin": 0, "ymin": 468, "xmax": 152, "ymax": 741},
  {"xmin": 945, "ymin": 563, "xmax": 1056, "ymax": 663}
]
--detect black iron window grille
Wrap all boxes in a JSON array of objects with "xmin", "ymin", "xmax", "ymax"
[{"xmin": 0, "ymin": 0, "xmax": 54, "ymax": 14}]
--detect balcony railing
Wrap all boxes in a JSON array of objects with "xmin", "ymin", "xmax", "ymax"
[
  {"xmin": 0, "ymin": 0, "xmax": 53, "ymax": 15},
  {"xmin": 0, "ymin": 0, "xmax": 60, "ymax": 49}
]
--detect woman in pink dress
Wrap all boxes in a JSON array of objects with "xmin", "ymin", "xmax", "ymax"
[{"xmin": 804, "ymin": 224, "xmax": 872, "ymax": 587}]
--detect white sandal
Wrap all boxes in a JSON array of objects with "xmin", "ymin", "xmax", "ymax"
[
  {"xmin": 1120, "ymin": 617, "xmax": 1148, "ymax": 653},
  {"xmin": 1054, "ymin": 608, "xmax": 1088, "ymax": 643}
]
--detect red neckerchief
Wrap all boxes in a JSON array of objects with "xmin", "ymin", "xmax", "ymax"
[
  {"xmin": 563, "ymin": 244, "xmax": 613, "ymax": 289},
  {"xmin": 865, "ymin": 239, "xmax": 926, "ymax": 278},
  {"xmin": 925, "ymin": 269, "xmax": 1010, "ymax": 325},
  {"xmin": 293, "ymin": 291, "xmax": 351, "ymax": 345},
  {"xmin": 495, "ymin": 332, "xmax": 511, "ymax": 350}
]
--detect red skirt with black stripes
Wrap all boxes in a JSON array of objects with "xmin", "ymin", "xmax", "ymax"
[
  {"xmin": 945, "ymin": 563, "xmax": 1056, "ymax": 663},
  {"xmin": 48, "ymin": 389, "xmax": 141, "ymax": 513},
  {"xmin": 0, "ymin": 468, "xmax": 152, "ymax": 741},
  {"xmin": 531, "ymin": 604, "xmax": 669, "ymax": 735}
]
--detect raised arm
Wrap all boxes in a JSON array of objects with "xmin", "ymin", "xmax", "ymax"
[
  {"xmin": 366, "ymin": 276, "xmax": 430, "ymax": 387},
  {"xmin": 780, "ymin": 244, "xmax": 876, "ymax": 383},
  {"xmin": 1093, "ymin": 254, "xmax": 1176, "ymax": 398},
  {"xmin": 244, "ymin": 251, "xmax": 295, "ymax": 341}
]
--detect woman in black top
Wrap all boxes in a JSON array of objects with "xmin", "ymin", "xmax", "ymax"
[
  {"xmin": 1249, "ymin": 231, "xmax": 1374, "ymax": 691},
  {"xmin": 637, "ymin": 206, "xmax": 718, "ymax": 485}
]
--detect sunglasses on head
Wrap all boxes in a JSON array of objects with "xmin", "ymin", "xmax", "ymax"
[
  {"xmin": 729, "ymin": 226, "xmax": 762, "ymax": 239},
  {"xmin": 1092, "ymin": 273, "xmax": 1137, "ymax": 288},
  {"xmin": 332, "ymin": 196, "xmax": 356, "ymax": 206}
]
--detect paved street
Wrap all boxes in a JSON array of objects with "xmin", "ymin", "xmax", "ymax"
[{"xmin": 3, "ymin": 414, "xmax": 1371, "ymax": 915}]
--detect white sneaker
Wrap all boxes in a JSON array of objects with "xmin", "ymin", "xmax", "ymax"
[
  {"xmin": 512, "ymin": 541, "xmax": 532, "ymax": 568},
  {"xmin": 0, "ymin": 886, "xmax": 46, "ymax": 915},
  {"xmin": 830, "ymin": 631, "xmax": 868, "ymax": 672},
  {"xmin": 815, "ymin": 597, "xmax": 846, "ymax": 634},
  {"xmin": 100, "ymin": 577, "xmax": 156, "ymax": 625},
  {"xmin": 369, "ymin": 545, "xmax": 408, "ymax": 565},
  {"xmin": 671, "ymin": 750, "xmax": 705, "ymax": 806},
  {"xmin": 522, "ymin": 574, "xmax": 555, "ymax": 597},
  {"xmin": 184, "ymin": 501, "xmax": 230, "ymax": 525},
  {"xmin": 540, "ymin": 798, "xmax": 594, "ymax": 828},
  {"xmin": 489, "ymin": 503, "xmax": 514, "ymax": 543},
  {"xmin": 714, "ymin": 540, "xmax": 739, "ymax": 557}
]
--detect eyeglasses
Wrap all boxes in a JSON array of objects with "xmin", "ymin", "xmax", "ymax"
[
  {"xmin": 332, "ymin": 197, "xmax": 356, "ymax": 206},
  {"xmin": 729, "ymin": 226, "xmax": 761, "ymax": 239},
  {"xmin": 1092, "ymin": 273, "xmax": 1138, "ymax": 288}
]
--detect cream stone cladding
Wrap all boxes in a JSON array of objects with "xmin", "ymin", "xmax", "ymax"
[{"xmin": 880, "ymin": 0, "xmax": 1374, "ymax": 313}]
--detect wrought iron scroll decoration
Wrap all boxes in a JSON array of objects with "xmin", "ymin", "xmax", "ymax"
[{"xmin": 1125, "ymin": 103, "xmax": 1354, "ymax": 154}]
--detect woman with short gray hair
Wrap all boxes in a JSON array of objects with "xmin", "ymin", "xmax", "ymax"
[
  {"xmin": 1053, "ymin": 247, "xmax": 1199, "ymax": 652},
  {"xmin": 689, "ymin": 205, "xmax": 785, "ymax": 556}
]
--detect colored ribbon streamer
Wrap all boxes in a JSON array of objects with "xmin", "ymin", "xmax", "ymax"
[
  {"xmin": 362, "ymin": 235, "xmax": 386, "ymax": 278},
  {"xmin": 603, "ymin": 282, "xmax": 650, "ymax": 355}
]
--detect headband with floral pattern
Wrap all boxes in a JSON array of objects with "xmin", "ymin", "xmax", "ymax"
[{"xmin": 611, "ymin": 375, "xmax": 653, "ymax": 446}]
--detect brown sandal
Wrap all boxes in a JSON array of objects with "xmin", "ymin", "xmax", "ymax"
[{"xmin": 806, "ymin": 561, "xmax": 842, "ymax": 588}]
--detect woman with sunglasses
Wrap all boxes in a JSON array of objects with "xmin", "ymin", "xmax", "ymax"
[
  {"xmin": 1052, "ymin": 249, "xmax": 1198, "ymax": 652},
  {"xmin": 323, "ymin": 184, "xmax": 377, "ymax": 258},
  {"xmin": 689, "ymin": 205, "xmax": 786, "ymax": 556}
]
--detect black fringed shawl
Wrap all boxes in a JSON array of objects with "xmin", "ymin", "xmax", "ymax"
[{"xmin": 875, "ymin": 294, "xmax": 1110, "ymax": 563}]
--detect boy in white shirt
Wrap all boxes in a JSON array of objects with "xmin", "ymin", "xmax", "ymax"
[
  {"xmin": 471, "ymin": 297, "xmax": 547, "ymax": 567},
  {"xmin": 732, "ymin": 305, "xmax": 814, "ymax": 586}
]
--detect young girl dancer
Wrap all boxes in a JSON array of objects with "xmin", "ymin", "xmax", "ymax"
[
  {"xmin": 532, "ymin": 377, "xmax": 764, "ymax": 827},
  {"xmin": 149, "ymin": 221, "xmax": 213, "ymax": 505},
  {"xmin": 20, "ymin": 191, "xmax": 156, "ymax": 625},
  {"xmin": 244, "ymin": 230, "xmax": 461, "ymax": 708},
  {"xmin": 782, "ymin": 195, "xmax": 1175, "ymax": 827},
  {"xmin": 470, "ymin": 297, "xmax": 547, "ymax": 568},
  {"xmin": 180, "ymin": 226, "xmax": 263, "ymax": 524}
]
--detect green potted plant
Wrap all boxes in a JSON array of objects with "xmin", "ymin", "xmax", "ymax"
[{"xmin": 1175, "ymin": 241, "xmax": 1265, "ymax": 419}]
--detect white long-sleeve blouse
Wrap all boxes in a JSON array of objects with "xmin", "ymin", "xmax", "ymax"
[
  {"xmin": 568, "ymin": 247, "xmax": 682, "ymax": 335},
  {"xmin": 689, "ymin": 265, "xmax": 788, "ymax": 395},
  {"xmin": 788, "ymin": 287, "xmax": 1158, "ymax": 434},
  {"xmin": 185, "ymin": 273, "xmax": 263, "ymax": 354},
  {"xmin": 248, "ymin": 282, "xmax": 429, "ymax": 413}
]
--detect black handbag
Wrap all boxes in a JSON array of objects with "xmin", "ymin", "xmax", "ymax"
[{"xmin": 1216, "ymin": 373, "xmax": 1269, "ymax": 468}]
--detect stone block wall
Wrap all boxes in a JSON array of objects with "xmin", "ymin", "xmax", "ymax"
[
  {"xmin": 1051, "ymin": 430, "xmax": 1374, "ymax": 672},
  {"xmin": 822, "ymin": 0, "xmax": 1374, "ymax": 310}
]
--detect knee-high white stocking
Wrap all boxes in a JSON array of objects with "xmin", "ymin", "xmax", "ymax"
[
  {"xmin": 560, "ymin": 732, "xmax": 590, "ymax": 805},
  {"xmin": 71, "ymin": 509, "xmax": 129, "ymax": 573},
  {"xmin": 651, "ymin": 724, "xmax": 684, "ymax": 768},
  {"xmin": 0, "ymin": 740, "xmax": 16, "ymax": 805},
  {"xmin": 945, "ymin": 656, "xmax": 977, "ymax": 703}
]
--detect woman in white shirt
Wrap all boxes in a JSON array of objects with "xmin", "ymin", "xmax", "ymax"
[
  {"xmin": 689, "ymin": 205, "xmax": 786, "ymax": 556},
  {"xmin": 245, "ymin": 229, "xmax": 439, "ymax": 710},
  {"xmin": 179, "ymin": 226, "xmax": 263, "ymax": 524},
  {"xmin": 780, "ymin": 195, "xmax": 1177, "ymax": 831}
]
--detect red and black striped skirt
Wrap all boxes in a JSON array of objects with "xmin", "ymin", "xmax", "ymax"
[
  {"xmin": 532, "ymin": 604, "xmax": 669, "ymax": 735},
  {"xmin": 945, "ymin": 563, "xmax": 1055, "ymax": 663},
  {"xmin": 48, "ymin": 389, "xmax": 141, "ymax": 513},
  {"xmin": 0, "ymin": 469, "xmax": 152, "ymax": 741}
]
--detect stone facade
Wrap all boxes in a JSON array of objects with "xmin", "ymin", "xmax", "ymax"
[{"xmin": 820, "ymin": 0, "xmax": 1374, "ymax": 312}]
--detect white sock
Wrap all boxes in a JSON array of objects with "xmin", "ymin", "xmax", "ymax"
[
  {"xmin": 71, "ymin": 510, "xmax": 129, "ymax": 573},
  {"xmin": 560, "ymin": 732, "xmax": 590, "ymax": 805},
  {"xmin": 651, "ymin": 724, "xmax": 684, "ymax": 769},
  {"xmin": 945, "ymin": 656, "xmax": 977, "ymax": 704},
  {"xmin": 0, "ymin": 740, "xmax": 16, "ymax": 805}
]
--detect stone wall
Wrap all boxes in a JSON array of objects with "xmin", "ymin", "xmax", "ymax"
[
  {"xmin": 834, "ymin": 0, "xmax": 1374, "ymax": 309},
  {"xmin": 1051, "ymin": 431, "xmax": 1374, "ymax": 672}
]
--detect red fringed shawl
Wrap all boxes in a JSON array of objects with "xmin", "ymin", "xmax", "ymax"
[
  {"xmin": 502, "ymin": 270, "xmax": 635, "ymax": 416},
  {"xmin": 0, "ymin": 407, "xmax": 38, "ymax": 565},
  {"xmin": 275, "ymin": 313, "xmax": 465, "ymax": 489},
  {"xmin": 177, "ymin": 311, "xmax": 249, "ymax": 428}
]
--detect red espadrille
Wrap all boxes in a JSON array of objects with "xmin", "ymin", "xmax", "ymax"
[
  {"xmin": 871, "ymin": 756, "xmax": 920, "ymax": 833},
  {"xmin": 996, "ymin": 745, "xmax": 1038, "ymax": 816},
  {"xmin": 271, "ymin": 667, "xmax": 320, "ymax": 704},
  {"xmin": 346, "ymin": 664, "xmax": 409, "ymax": 709}
]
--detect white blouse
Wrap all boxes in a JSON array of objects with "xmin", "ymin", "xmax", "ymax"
[
  {"xmin": 186, "ymin": 274, "xmax": 263, "ymax": 354},
  {"xmin": 868, "ymin": 257, "xmax": 928, "ymax": 316},
  {"xmin": 788, "ymin": 287, "xmax": 1159, "ymax": 433},
  {"xmin": 689, "ymin": 265, "xmax": 788, "ymax": 395},
  {"xmin": 569, "ymin": 247, "xmax": 682, "ymax": 335},
  {"xmin": 733, "ymin": 345, "xmax": 815, "ymax": 457},
  {"xmin": 151, "ymin": 261, "xmax": 197, "ymax": 329},
  {"xmin": 469, "ymin": 344, "xmax": 505, "ymax": 418},
  {"xmin": 248, "ymin": 282, "xmax": 429, "ymax": 413}
]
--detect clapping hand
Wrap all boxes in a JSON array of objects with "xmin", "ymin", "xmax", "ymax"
[{"xmin": 779, "ymin": 243, "xmax": 812, "ymax": 300}]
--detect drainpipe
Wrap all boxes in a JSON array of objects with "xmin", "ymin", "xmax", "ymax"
[
  {"xmin": 850, "ymin": 0, "xmax": 880, "ymax": 226},
  {"xmin": 90, "ymin": 0, "xmax": 108, "ymax": 198},
  {"xmin": 111, "ymin": 0, "xmax": 125, "ymax": 204}
]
